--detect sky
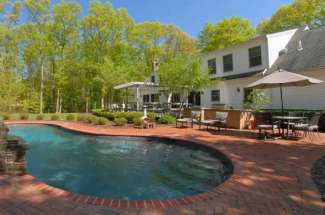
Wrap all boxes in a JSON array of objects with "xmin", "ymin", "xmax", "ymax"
[{"xmin": 59, "ymin": 0, "xmax": 293, "ymax": 37}]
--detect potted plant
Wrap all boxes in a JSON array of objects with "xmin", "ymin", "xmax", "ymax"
[{"xmin": 244, "ymin": 89, "xmax": 270, "ymax": 129}]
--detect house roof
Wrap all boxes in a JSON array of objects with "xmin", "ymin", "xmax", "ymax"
[
  {"xmin": 270, "ymin": 26, "xmax": 325, "ymax": 72},
  {"xmin": 211, "ymin": 70, "xmax": 264, "ymax": 81}
]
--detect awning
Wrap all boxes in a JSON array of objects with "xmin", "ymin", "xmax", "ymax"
[{"xmin": 114, "ymin": 82, "xmax": 159, "ymax": 90}]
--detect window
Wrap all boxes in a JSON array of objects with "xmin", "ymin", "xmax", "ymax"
[
  {"xmin": 208, "ymin": 58, "xmax": 217, "ymax": 74},
  {"xmin": 151, "ymin": 75, "xmax": 156, "ymax": 83},
  {"xmin": 143, "ymin": 95, "xmax": 150, "ymax": 103},
  {"xmin": 223, "ymin": 54, "xmax": 233, "ymax": 72},
  {"xmin": 249, "ymin": 46, "xmax": 262, "ymax": 67},
  {"xmin": 211, "ymin": 90, "xmax": 220, "ymax": 102},
  {"xmin": 172, "ymin": 93, "xmax": 180, "ymax": 103},
  {"xmin": 150, "ymin": 94, "xmax": 159, "ymax": 102}
]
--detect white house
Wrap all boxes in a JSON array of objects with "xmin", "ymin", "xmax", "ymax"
[
  {"xmin": 115, "ymin": 26, "xmax": 325, "ymax": 111},
  {"xmin": 200, "ymin": 26, "xmax": 325, "ymax": 110}
]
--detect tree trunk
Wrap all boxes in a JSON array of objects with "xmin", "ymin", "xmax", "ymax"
[
  {"xmin": 59, "ymin": 95, "xmax": 62, "ymax": 113},
  {"xmin": 101, "ymin": 97, "xmax": 104, "ymax": 110},
  {"xmin": 56, "ymin": 89, "xmax": 60, "ymax": 113},
  {"xmin": 86, "ymin": 97, "xmax": 89, "ymax": 113},
  {"xmin": 40, "ymin": 63, "xmax": 44, "ymax": 114}
]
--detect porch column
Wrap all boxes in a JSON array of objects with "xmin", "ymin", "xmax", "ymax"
[{"xmin": 136, "ymin": 87, "xmax": 140, "ymax": 111}]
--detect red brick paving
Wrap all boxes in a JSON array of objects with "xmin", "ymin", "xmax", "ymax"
[{"xmin": 1, "ymin": 120, "xmax": 325, "ymax": 214}]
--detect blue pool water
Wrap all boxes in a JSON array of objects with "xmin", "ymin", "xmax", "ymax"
[{"xmin": 8, "ymin": 124, "xmax": 233, "ymax": 200}]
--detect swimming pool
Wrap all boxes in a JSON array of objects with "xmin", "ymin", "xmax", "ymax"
[{"xmin": 8, "ymin": 124, "xmax": 233, "ymax": 200}]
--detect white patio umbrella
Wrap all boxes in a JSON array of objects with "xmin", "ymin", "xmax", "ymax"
[{"xmin": 248, "ymin": 69, "xmax": 323, "ymax": 116}]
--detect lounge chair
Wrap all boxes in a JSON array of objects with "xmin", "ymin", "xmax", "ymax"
[{"xmin": 200, "ymin": 112, "xmax": 228, "ymax": 131}]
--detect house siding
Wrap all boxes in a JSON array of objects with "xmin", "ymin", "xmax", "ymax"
[
  {"xmin": 199, "ymin": 28, "xmax": 325, "ymax": 110},
  {"xmin": 265, "ymin": 69, "xmax": 325, "ymax": 110},
  {"xmin": 266, "ymin": 29, "xmax": 298, "ymax": 67}
]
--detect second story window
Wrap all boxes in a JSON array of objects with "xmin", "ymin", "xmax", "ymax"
[
  {"xmin": 249, "ymin": 46, "xmax": 262, "ymax": 67},
  {"xmin": 211, "ymin": 90, "xmax": 220, "ymax": 102},
  {"xmin": 208, "ymin": 58, "xmax": 217, "ymax": 74},
  {"xmin": 223, "ymin": 54, "xmax": 233, "ymax": 72}
]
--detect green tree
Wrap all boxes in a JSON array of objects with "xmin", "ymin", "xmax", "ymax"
[
  {"xmin": 198, "ymin": 17, "xmax": 256, "ymax": 52},
  {"xmin": 23, "ymin": 0, "xmax": 51, "ymax": 114},
  {"xmin": 257, "ymin": 0, "xmax": 325, "ymax": 34},
  {"xmin": 158, "ymin": 54, "xmax": 216, "ymax": 115},
  {"xmin": 49, "ymin": 1, "xmax": 81, "ymax": 113}
]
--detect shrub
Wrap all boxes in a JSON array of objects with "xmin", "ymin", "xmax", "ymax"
[
  {"xmin": 51, "ymin": 114, "xmax": 60, "ymax": 120},
  {"xmin": 244, "ymin": 89, "xmax": 270, "ymax": 112},
  {"xmin": 102, "ymin": 112, "xmax": 115, "ymax": 121},
  {"xmin": 66, "ymin": 114, "xmax": 75, "ymax": 121},
  {"xmin": 76, "ymin": 115, "xmax": 86, "ymax": 122},
  {"xmin": 113, "ymin": 112, "xmax": 127, "ymax": 119},
  {"xmin": 2, "ymin": 113, "xmax": 10, "ymax": 120},
  {"xmin": 133, "ymin": 117, "xmax": 142, "ymax": 127},
  {"xmin": 114, "ymin": 117, "xmax": 127, "ymax": 126},
  {"xmin": 158, "ymin": 114, "xmax": 176, "ymax": 124},
  {"xmin": 125, "ymin": 112, "xmax": 142, "ymax": 123},
  {"xmin": 95, "ymin": 117, "xmax": 108, "ymax": 125},
  {"xmin": 147, "ymin": 112, "xmax": 156, "ymax": 121},
  {"xmin": 20, "ymin": 113, "xmax": 29, "ymax": 120},
  {"xmin": 36, "ymin": 114, "xmax": 44, "ymax": 120},
  {"xmin": 86, "ymin": 115, "xmax": 97, "ymax": 124}
]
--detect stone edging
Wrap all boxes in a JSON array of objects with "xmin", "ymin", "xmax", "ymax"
[{"xmin": 5, "ymin": 121, "xmax": 239, "ymax": 209}]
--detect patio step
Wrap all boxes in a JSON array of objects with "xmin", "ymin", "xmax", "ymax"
[
  {"xmin": 190, "ymin": 153, "xmax": 223, "ymax": 164},
  {"xmin": 182, "ymin": 159, "xmax": 225, "ymax": 175},
  {"xmin": 152, "ymin": 166, "xmax": 208, "ymax": 194},
  {"xmin": 164, "ymin": 161, "xmax": 223, "ymax": 184}
]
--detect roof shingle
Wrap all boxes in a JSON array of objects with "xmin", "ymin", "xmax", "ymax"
[{"xmin": 270, "ymin": 26, "xmax": 325, "ymax": 72}]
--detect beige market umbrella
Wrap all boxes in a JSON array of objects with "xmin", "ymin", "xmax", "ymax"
[{"xmin": 248, "ymin": 69, "xmax": 323, "ymax": 116}]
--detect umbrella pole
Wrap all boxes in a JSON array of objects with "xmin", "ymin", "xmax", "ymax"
[{"xmin": 280, "ymin": 84, "xmax": 284, "ymax": 137}]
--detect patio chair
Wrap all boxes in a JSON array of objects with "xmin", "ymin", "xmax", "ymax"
[
  {"xmin": 200, "ymin": 112, "xmax": 228, "ymax": 131},
  {"xmin": 135, "ymin": 116, "xmax": 155, "ymax": 129},
  {"xmin": 256, "ymin": 112, "xmax": 279, "ymax": 139},
  {"xmin": 293, "ymin": 113, "xmax": 321, "ymax": 138},
  {"xmin": 213, "ymin": 112, "xmax": 228, "ymax": 131},
  {"xmin": 176, "ymin": 109, "xmax": 194, "ymax": 128},
  {"xmin": 192, "ymin": 111, "xmax": 201, "ymax": 125}
]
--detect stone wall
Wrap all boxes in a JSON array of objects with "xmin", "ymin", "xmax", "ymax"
[{"xmin": 0, "ymin": 122, "xmax": 27, "ymax": 175}]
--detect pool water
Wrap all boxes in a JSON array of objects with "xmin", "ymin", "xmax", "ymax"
[{"xmin": 8, "ymin": 124, "xmax": 233, "ymax": 200}]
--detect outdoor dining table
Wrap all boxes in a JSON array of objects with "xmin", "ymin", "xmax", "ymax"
[{"xmin": 273, "ymin": 116, "xmax": 307, "ymax": 138}]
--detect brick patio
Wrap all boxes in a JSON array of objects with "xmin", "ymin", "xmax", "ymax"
[{"xmin": 1, "ymin": 120, "xmax": 325, "ymax": 215}]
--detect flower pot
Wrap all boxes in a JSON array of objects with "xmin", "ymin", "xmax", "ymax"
[{"xmin": 250, "ymin": 119, "xmax": 256, "ymax": 130}]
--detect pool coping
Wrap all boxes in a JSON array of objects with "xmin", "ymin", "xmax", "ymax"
[{"xmin": 4, "ymin": 120, "xmax": 241, "ymax": 209}]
